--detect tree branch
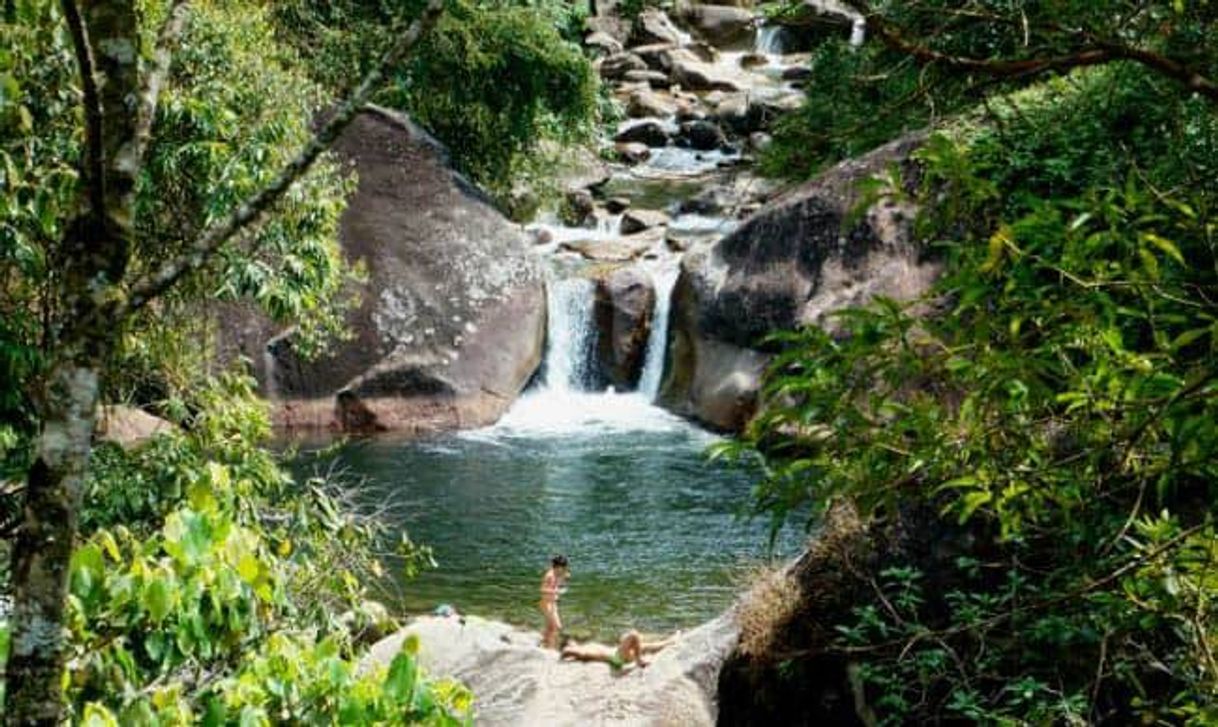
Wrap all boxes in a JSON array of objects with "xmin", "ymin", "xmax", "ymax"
[
  {"xmin": 843, "ymin": 0, "xmax": 1218, "ymax": 103},
  {"xmin": 60, "ymin": 0, "xmax": 106, "ymax": 222},
  {"xmin": 1094, "ymin": 38, "xmax": 1218, "ymax": 102},
  {"xmin": 133, "ymin": 0, "xmax": 190, "ymax": 166},
  {"xmin": 117, "ymin": 0, "xmax": 444, "ymax": 317}
]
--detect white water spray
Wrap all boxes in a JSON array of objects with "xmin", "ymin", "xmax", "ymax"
[
  {"xmin": 850, "ymin": 17, "xmax": 866, "ymax": 47},
  {"xmin": 480, "ymin": 271, "xmax": 698, "ymax": 438},
  {"xmin": 755, "ymin": 24, "xmax": 784, "ymax": 55},
  {"xmin": 638, "ymin": 267, "xmax": 680, "ymax": 401},
  {"xmin": 540, "ymin": 277, "xmax": 598, "ymax": 392}
]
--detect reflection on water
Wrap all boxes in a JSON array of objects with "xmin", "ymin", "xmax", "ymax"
[{"xmin": 298, "ymin": 405, "xmax": 799, "ymax": 640}]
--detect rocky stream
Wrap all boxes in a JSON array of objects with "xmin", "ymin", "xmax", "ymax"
[{"xmin": 217, "ymin": 3, "xmax": 943, "ymax": 724}]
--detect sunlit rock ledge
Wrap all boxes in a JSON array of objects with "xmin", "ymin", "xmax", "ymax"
[{"xmin": 363, "ymin": 613, "xmax": 739, "ymax": 726}]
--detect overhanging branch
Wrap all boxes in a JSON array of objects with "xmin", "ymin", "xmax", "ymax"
[
  {"xmin": 843, "ymin": 0, "xmax": 1218, "ymax": 103},
  {"xmin": 133, "ymin": 0, "xmax": 190, "ymax": 166},
  {"xmin": 117, "ymin": 0, "xmax": 444, "ymax": 317}
]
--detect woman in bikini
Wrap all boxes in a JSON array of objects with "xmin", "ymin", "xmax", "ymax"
[{"xmin": 540, "ymin": 554, "xmax": 569, "ymax": 649}]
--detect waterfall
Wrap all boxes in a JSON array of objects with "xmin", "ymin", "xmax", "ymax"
[
  {"xmin": 481, "ymin": 271, "xmax": 691, "ymax": 437},
  {"xmin": 540, "ymin": 277, "xmax": 598, "ymax": 392},
  {"xmin": 262, "ymin": 348, "xmax": 279, "ymax": 400},
  {"xmin": 638, "ymin": 267, "xmax": 680, "ymax": 401},
  {"xmin": 849, "ymin": 17, "xmax": 866, "ymax": 47},
  {"xmin": 755, "ymin": 25, "xmax": 784, "ymax": 55}
]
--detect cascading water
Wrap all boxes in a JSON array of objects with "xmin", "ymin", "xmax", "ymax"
[
  {"xmin": 638, "ymin": 267, "xmax": 680, "ymax": 401},
  {"xmin": 850, "ymin": 17, "xmax": 867, "ymax": 47},
  {"xmin": 485, "ymin": 268, "xmax": 690, "ymax": 436},
  {"xmin": 755, "ymin": 24, "xmax": 784, "ymax": 55},
  {"xmin": 539, "ymin": 277, "xmax": 598, "ymax": 392}
]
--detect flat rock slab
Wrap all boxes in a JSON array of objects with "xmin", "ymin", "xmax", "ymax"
[
  {"xmin": 560, "ymin": 237, "xmax": 655, "ymax": 262},
  {"xmin": 364, "ymin": 615, "xmax": 740, "ymax": 726}
]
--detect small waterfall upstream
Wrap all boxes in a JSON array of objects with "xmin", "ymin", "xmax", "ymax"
[
  {"xmin": 755, "ymin": 24, "xmax": 784, "ymax": 55},
  {"xmin": 539, "ymin": 277, "xmax": 598, "ymax": 393},
  {"xmin": 637, "ymin": 267, "xmax": 680, "ymax": 400},
  {"xmin": 485, "ymin": 269, "xmax": 689, "ymax": 436}
]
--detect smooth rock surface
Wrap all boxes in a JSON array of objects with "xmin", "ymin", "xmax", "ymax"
[
  {"xmin": 95, "ymin": 405, "xmax": 174, "ymax": 448},
  {"xmin": 560, "ymin": 238, "xmax": 653, "ymax": 262},
  {"xmin": 629, "ymin": 9, "xmax": 686, "ymax": 47},
  {"xmin": 594, "ymin": 267, "xmax": 657, "ymax": 389},
  {"xmin": 621, "ymin": 209, "xmax": 671, "ymax": 235},
  {"xmin": 364, "ymin": 614, "xmax": 741, "ymax": 726},
  {"xmin": 678, "ymin": 4, "xmax": 756, "ymax": 46},
  {"xmin": 614, "ymin": 119, "xmax": 672, "ymax": 147},
  {"xmin": 659, "ymin": 133, "xmax": 937, "ymax": 432},
  {"xmin": 218, "ymin": 106, "xmax": 545, "ymax": 433}
]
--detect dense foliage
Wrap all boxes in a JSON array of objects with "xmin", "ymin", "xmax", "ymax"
[
  {"xmin": 13, "ymin": 376, "xmax": 466, "ymax": 723},
  {"xmin": 733, "ymin": 3, "xmax": 1218, "ymax": 722},
  {"xmin": 762, "ymin": 0, "xmax": 1218, "ymax": 178},
  {"xmin": 272, "ymin": 0, "xmax": 599, "ymax": 211},
  {"xmin": 0, "ymin": 0, "xmax": 356, "ymax": 472},
  {"xmin": 0, "ymin": 0, "xmax": 471, "ymax": 720}
]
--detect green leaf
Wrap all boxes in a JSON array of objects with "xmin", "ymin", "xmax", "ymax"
[
  {"xmin": 1141, "ymin": 233, "xmax": 1185, "ymax": 265},
  {"xmin": 70, "ymin": 544, "xmax": 106, "ymax": 602},
  {"xmin": 143, "ymin": 576, "xmax": 176, "ymax": 623},
  {"xmin": 385, "ymin": 652, "xmax": 419, "ymax": 703}
]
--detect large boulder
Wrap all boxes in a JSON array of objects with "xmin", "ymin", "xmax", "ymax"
[
  {"xmin": 678, "ymin": 4, "xmax": 756, "ymax": 46},
  {"xmin": 628, "ymin": 9, "xmax": 686, "ymax": 47},
  {"xmin": 600, "ymin": 52, "xmax": 649, "ymax": 81},
  {"xmin": 364, "ymin": 614, "xmax": 740, "ymax": 726},
  {"xmin": 657, "ymin": 133, "xmax": 938, "ymax": 432},
  {"xmin": 218, "ymin": 106, "xmax": 546, "ymax": 433},
  {"xmin": 614, "ymin": 119, "xmax": 672, "ymax": 147},
  {"xmin": 95, "ymin": 405, "xmax": 174, "ymax": 449},
  {"xmin": 627, "ymin": 89, "xmax": 678, "ymax": 119},
  {"xmin": 765, "ymin": 0, "xmax": 860, "ymax": 52},
  {"xmin": 669, "ymin": 55, "xmax": 742, "ymax": 92},
  {"xmin": 594, "ymin": 267, "xmax": 657, "ymax": 390}
]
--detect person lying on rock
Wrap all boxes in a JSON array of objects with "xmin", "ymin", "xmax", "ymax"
[
  {"xmin": 560, "ymin": 630, "xmax": 679, "ymax": 672},
  {"xmin": 540, "ymin": 554, "xmax": 570, "ymax": 649}
]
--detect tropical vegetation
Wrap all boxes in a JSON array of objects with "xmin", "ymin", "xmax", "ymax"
[{"xmin": 732, "ymin": 0, "xmax": 1218, "ymax": 722}]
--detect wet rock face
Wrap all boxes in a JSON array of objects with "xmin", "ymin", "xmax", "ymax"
[
  {"xmin": 614, "ymin": 118, "xmax": 672, "ymax": 147},
  {"xmin": 659, "ymin": 133, "xmax": 938, "ymax": 432},
  {"xmin": 678, "ymin": 120, "xmax": 729, "ymax": 151},
  {"xmin": 218, "ymin": 107, "xmax": 545, "ymax": 433},
  {"xmin": 593, "ymin": 266, "xmax": 657, "ymax": 390}
]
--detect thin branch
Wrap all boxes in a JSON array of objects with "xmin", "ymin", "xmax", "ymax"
[
  {"xmin": 133, "ymin": 0, "xmax": 190, "ymax": 166},
  {"xmin": 60, "ymin": 0, "xmax": 105, "ymax": 221},
  {"xmin": 116, "ymin": 0, "xmax": 444, "ymax": 318},
  {"xmin": 842, "ymin": 0, "xmax": 1218, "ymax": 103}
]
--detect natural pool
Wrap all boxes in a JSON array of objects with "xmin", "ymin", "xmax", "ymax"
[{"xmin": 296, "ymin": 390, "xmax": 801, "ymax": 640}]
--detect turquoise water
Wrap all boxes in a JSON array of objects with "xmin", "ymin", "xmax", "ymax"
[{"xmin": 300, "ymin": 391, "xmax": 799, "ymax": 640}]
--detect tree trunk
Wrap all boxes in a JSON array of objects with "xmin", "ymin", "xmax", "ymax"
[{"xmin": 3, "ymin": 360, "xmax": 103, "ymax": 726}]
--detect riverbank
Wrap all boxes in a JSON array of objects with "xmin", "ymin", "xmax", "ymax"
[{"xmin": 363, "ymin": 613, "xmax": 739, "ymax": 726}]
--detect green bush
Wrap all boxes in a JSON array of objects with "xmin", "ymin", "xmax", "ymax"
[
  {"xmin": 3, "ymin": 375, "xmax": 466, "ymax": 723},
  {"xmin": 272, "ymin": 0, "xmax": 599, "ymax": 207},
  {"xmin": 727, "ymin": 64, "xmax": 1218, "ymax": 723}
]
